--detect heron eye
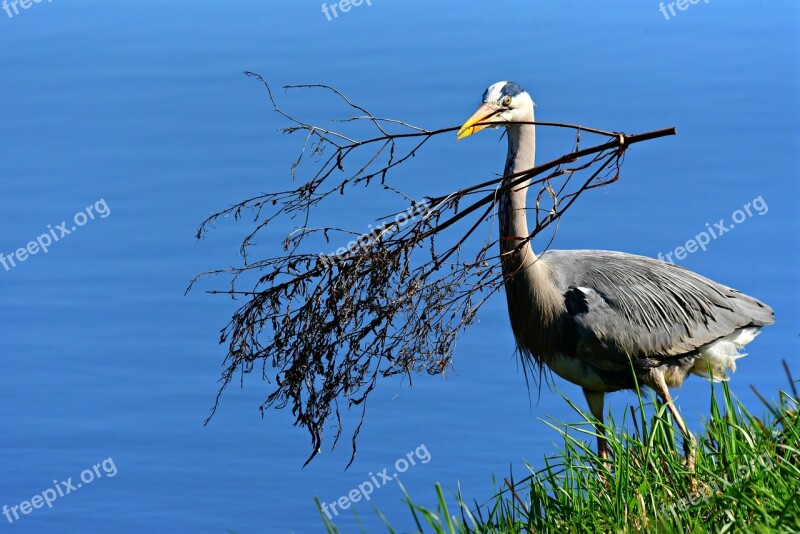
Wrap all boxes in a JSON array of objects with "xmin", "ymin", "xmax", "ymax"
[{"xmin": 502, "ymin": 96, "xmax": 513, "ymax": 107}]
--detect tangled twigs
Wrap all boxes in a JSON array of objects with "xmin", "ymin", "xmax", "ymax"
[{"xmin": 188, "ymin": 72, "xmax": 676, "ymax": 466}]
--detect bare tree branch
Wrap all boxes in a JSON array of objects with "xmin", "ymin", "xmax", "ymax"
[{"xmin": 189, "ymin": 72, "xmax": 676, "ymax": 467}]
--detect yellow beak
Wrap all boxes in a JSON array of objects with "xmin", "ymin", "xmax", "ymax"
[{"xmin": 456, "ymin": 103, "xmax": 502, "ymax": 140}]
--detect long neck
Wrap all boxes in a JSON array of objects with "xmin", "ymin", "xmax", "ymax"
[
  {"xmin": 499, "ymin": 116, "xmax": 565, "ymax": 358},
  {"xmin": 499, "ymin": 119, "xmax": 536, "ymax": 256}
]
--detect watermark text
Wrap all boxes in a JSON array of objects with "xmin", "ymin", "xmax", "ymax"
[
  {"xmin": 321, "ymin": 0, "xmax": 372, "ymax": 21},
  {"xmin": 0, "ymin": 198, "xmax": 111, "ymax": 273},
  {"xmin": 656, "ymin": 195, "xmax": 767, "ymax": 264},
  {"xmin": 320, "ymin": 444, "xmax": 431, "ymax": 519},
  {"xmin": 3, "ymin": 457, "xmax": 118, "ymax": 524},
  {"xmin": 3, "ymin": 0, "xmax": 54, "ymax": 19},
  {"xmin": 659, "ymin": 0, "xmax": 709, "ymax": 21}
]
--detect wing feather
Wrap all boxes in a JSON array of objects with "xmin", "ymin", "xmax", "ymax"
[{"xmin": 546, "ymin": 250, "xmax": 774, "ymax": 367}]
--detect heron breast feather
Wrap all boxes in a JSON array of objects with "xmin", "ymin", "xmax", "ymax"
[{"xmin": 545, "ymin": 352, "xmax": 609, "ymax": 391}]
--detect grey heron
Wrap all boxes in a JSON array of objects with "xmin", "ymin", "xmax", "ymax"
[{"xmin": 456, "ymin": 81, "xmax": 775, "ymax": 469}]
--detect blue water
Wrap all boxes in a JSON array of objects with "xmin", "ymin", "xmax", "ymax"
[{"xmin": 1, "ymin": 1, "xmax": 798, "ymax": 532}]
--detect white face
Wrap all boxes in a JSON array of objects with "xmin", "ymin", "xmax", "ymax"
[
  {"xmin": 482, "ymin": 81, "xmax": 534, "ymax": 124},
  {"xmin": 456, "ymin": 81, "xmax": 534, "ymax": 140}
]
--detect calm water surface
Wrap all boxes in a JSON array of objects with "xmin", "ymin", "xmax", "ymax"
[{"xmin": 1, "ymin": 1, "xmax": 798, "ymax": 532}]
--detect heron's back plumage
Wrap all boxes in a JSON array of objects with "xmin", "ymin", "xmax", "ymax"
[{"xmin": 530, "ymin": 250, "xmax": 774, "ymax": 390}]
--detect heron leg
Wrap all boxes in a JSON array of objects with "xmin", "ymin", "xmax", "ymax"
[
  {"xmin": 653, "ymin": 376, "xmax": 697, "ymax": 474},
  {"xmin": 583, "ymin": 389, "xmax": 609, "ymax": 461}
]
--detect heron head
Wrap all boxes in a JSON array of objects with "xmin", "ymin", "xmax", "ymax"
[{"xmin": 456, "ymin": 81, "xmax": 534, "ymax": 140}]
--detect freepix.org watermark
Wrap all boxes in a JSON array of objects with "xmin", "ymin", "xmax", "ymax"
[
  {"xmin": 656, "ymin": 195, "xmax": 767, "ymax": 264},
  {"xmin": 318, "ymin": 200, "xmax": 431, "ymax": 267},
  {"xmin": 321, "ymin": 0, "xmax": 372, "ymax": 21},
  {"xmin": 659, "ymin": 0, "xmax": 709, "ymax": 21},
  {"xmin": 3, "ymin": 457, "xmax": 118, "ymax": 524},
  {"xmin": 319, "ymin": 444, "xmax": 431, "ymax": 520},
  {"xmin": 656, "ymin": 452, "xmax": 773, "ymax": 519},
  {"xmin": 2, "ymin": 0, "xmax": 53, "ymax": 19},
  {"xmin": 0, "ymin": 198, "xmax": 111, "ymax": 272}
]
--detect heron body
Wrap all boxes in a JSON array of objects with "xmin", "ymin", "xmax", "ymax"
[{"xmin": 457, "ymin": 81, "xmax": 774, "ymax": 464}]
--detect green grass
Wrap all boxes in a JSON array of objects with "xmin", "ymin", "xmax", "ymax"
[{"xmin": 317, "ymin": 368, "xmax": 799, "ymax": 533}]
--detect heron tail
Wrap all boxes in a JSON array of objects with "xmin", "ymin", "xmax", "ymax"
[{"xmin": 691, "ymin": 327, "xmax": 761, "ymax": 382}]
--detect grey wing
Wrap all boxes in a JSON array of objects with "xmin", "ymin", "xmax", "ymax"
[{"xmin": 547, "ymin": 250, "xmax": 774, "ymax": 368}]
